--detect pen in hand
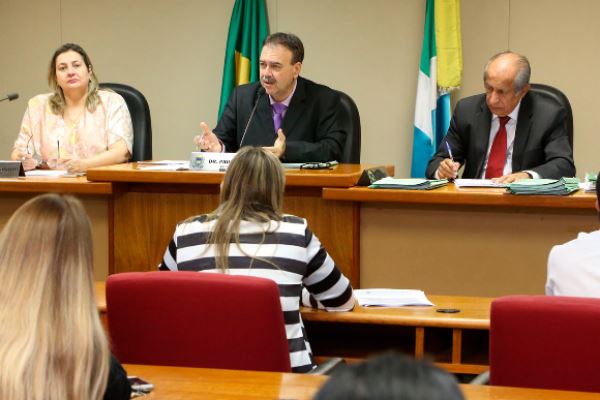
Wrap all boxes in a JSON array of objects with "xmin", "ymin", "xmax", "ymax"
[
  {"xmin": 445, "ymin": 141, "xmax": 454, "ymax": 162},
  {"xmin": 444, "ymin": 141, "xmax": 457, "ymax": 181}
]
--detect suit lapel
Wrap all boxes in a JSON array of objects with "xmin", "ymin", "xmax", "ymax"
[
  {"xmin": 512, "ymin": 93, "xmax": 533, "ymax": 172},
  {"xmin": 281, "ymin": 77, "xmax": 307, "ymax": 137},
  {"xmin": 256, "ymin": 93, "xmax": 275, "ymax": 136},
  {"xmin": 474, "ymin": 100, "xmax": 493, "ymax": 178},
  {"xmin": 250, "ymin": 93, "xmax": 276, "ymax": 145}
]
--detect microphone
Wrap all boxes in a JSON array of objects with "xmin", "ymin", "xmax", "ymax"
[
  {"xmin": 0, "ymin": 93, "xmax": 18, "ymax": 102},
  {"xmin": 239, "ymin": 87, "xmax": 265, "ymax": 147}
]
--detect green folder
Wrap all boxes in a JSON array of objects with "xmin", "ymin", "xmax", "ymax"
[
  {"xmin": 507, "ymin": 177, "xmax": 580, "ymax": 195},
  {"xmin": 369, "ymin": 178, "xmax": 449, "ymax": 190}
]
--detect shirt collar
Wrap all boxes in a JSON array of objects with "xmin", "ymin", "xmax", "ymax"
[
  {"xmin": 493, "ymin": 100, "xmax": 521, "ymax": 123},
  {"xmin": 269, "ymin": 79, "xmax": 297, "ymax": 107}
]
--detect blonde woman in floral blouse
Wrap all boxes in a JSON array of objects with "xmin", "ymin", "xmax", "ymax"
[{"xmin": 11, "ymin": 43, "xmax": 133, "ymax": 173}]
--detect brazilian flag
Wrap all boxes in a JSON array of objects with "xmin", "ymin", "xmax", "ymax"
[{"xmin": 218, "ymin": 0, "xmax": 269, "ymax": 118}]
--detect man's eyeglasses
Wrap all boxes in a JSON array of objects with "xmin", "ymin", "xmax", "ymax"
[{"xmin": 299, "ymin": 161, "xmax": 338, "ymax": 170}]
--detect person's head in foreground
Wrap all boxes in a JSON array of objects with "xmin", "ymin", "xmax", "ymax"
[
  {"xmin": 0, "ymin": 194, "xmax": 110, "ymax": 400},
  {"xmin": 314, "ymin": 352, "xmax": 464, "ymax": 400}
]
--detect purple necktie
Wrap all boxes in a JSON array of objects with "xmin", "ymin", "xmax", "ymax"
[{"xmin": 272, "ymin": 102, "xmax": 287, "ymax": 134}]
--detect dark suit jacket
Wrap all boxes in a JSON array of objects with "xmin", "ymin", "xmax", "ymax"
[
  {"xmin": 213, "ymin": 77, "xmax": 346, "ymax": 162},
  {"xmin": 425, "ymin": 92, "xmax": 575, "ymax": 179}
]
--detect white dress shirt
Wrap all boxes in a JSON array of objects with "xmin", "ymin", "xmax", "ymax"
[
  {"xmin": 546, "ymin": 229, "xmax": 600, "ymax": 297},
  {"xmin": 480, "ymin": 103, "xmax": 521, "ymax": 178},
  {"xmin": 436, "ymin": 100, "xmax": 539, "ymax": 179}
]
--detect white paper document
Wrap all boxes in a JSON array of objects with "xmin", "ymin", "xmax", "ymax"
[
  {"xmin": 454, "ymin": 179, "xmax": 507, "ymax": 188},
  {"xmin": 579, "ymin": 181, "xmax": 596, "ymax": 192},
  {"xmin": 137, "ymin": 160, "xmax": 189, "ymax": 171},
  {"xmin": 353, "ymin": 289, "xmax": 435, "ymax": 307},
  {"xmin": 25, "ymin": 170, "xmax": 84, "ymax": 178}
]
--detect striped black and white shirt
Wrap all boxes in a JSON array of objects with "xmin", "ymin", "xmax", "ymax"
[{"xmin": 159, "ymin": 214, "xmax": 355, "ymax": 372}]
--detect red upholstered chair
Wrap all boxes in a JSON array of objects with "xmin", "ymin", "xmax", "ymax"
[
  {"xmin": 490, "ymin": 295, "xmax": 600, "ymax": 392},
  {"xmin": 106, "ymin": 271, "xmax": 291, "ymax": 372}
]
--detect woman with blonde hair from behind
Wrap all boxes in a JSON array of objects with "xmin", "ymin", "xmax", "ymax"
[
  {"xmin": 160, "ymin": 146, "xmax": 355, "ymax": 373},
  {"xmin": 0, "ymin": 194, "xmax": 130, "ymax": 400}
]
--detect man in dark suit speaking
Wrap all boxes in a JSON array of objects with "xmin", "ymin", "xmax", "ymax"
[
  {"xmin": 195, "ymin": 32, "xmax": 345, "ymax": 163},
  {"xmin": 426, "ymin": 51, "xmax": 575, "ymax": 182}
]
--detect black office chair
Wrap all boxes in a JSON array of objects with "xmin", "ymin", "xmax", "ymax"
[
  {"xmin": 529, "ymin": 83, "xmax": 573, "ymax": 149},
  {"xmin": 337, "ymin": 90, "xmax": 361, "ymax": 164},
  {"xmin": 99, "ymin": 82, "xmax": 153, "ymax": 161}
]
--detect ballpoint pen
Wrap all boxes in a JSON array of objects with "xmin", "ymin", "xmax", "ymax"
[
  {"xmin": 444, "ymin": 141, "xmax": 456, "ymax": 181},
  {"xmin": 445, "ymin": 141, "xmax": 454, "ymax": 162}
]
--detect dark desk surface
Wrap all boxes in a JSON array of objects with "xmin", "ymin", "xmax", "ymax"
[{"xmin": 123, "ymin": 364, "xmax": 600, "ymax": 400}]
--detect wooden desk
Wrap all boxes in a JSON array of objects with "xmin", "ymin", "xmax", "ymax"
[
  {"xmin": 87, "ymin": 163, "xmax": 393, "ymax": 287},
  {"xmin": 96, "ymin": 282, "xmax": 492, "ymax": 374},
  {"xmin": 124, "ymin": 364, "xmax": 326, "ymax": 400},
  {"xmin": 0, "ymin": 177, "xmax": 113, "ymax": 280},
  {"xmin": 323, "ymin": 185, "xmax": 597, "ymax": 296},
  {"xmin": 122, "ymin": 364, "xmax": 600, "ymax": 400},
  {"xmin": 0, "ymin": 176, "xmax": 112, "ymax": 194},
  {"xmin": 303, "ymin": 295, "xmax": 491, "ymax": 374}
]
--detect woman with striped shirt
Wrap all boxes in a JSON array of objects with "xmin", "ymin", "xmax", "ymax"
[{"xmin": 159, "ymin": 146, "xmax": 354, "ymax": 372}]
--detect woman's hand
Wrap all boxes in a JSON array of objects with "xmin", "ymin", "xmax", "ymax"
[
  {"xmin": 14, "ymin": 152, "xmax": 37, "ymax": 171},
  {"xmin": 63, "ymin": 158, "xmax": 88, "ymax": 173}
]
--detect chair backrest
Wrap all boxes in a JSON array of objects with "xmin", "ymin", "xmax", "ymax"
[
  {"xmin": 337, "ymin": 90, "xmax": 361, "ymax": 163},
  {"xmin": 99, "ymin": 82, "xmax": 152, "ymax": 161},
  {"xmin": 529, "ymin": 83, "xmax": 573, "ymax": 149},
  {"xmin": 106, "ymin": 271, "xmax": 291, "ymax": 372},
  {"xmin": 490, "ymin": 295, "xmax": 600, "ymax": 392}
]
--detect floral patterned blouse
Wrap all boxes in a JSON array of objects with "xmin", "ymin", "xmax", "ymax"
[{"xmin": 13, "ymin": 90, "xmax": 133, "ymax": 168}]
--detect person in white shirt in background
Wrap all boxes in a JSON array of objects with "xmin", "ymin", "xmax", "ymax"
[{"xmin": 546, "ymin": 174, "xmax": 600, "ymax": 296}]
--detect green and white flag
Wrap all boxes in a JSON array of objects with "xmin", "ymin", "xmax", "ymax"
[
  {"xmin": 411, "ymin": 0, "xmax": 462, "ymax": 178},
  {"xmin": 218, "ymin": 0, "xmax": 268, "ymax": 118}
]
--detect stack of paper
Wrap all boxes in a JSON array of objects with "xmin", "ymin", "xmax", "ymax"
[
  {"xmin": 369, "ymin": 177, "xmax": 448, "ymax": 190},
  {"xmin": 454, "ymin": 179, "xmax": 507, "ymax": 188},
  {"xmin": 25, "ymin": 170, "xmax": 84, "ymax": 178},
  {"xmin": 580, "ymin": 173, "xmax": 597, "ymax": 193},
  {"xmin": 137, "ymin": 161, "xmax": 189, "ymax": 171},
  {"xmin": 353, "ymin": 289, "xmax": 435, "ymax": 307},
  {"xmin": 507, "ymin": 178, "xmax": 580, "ymax": 195}
]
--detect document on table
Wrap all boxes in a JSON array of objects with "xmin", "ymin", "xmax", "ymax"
[
  {"xmin": 507, "ymin": 177, "xmax": 580, "ymax": 196},
  {"xmin": 369, "ymin": 177, "xmax": 448, "ymax": 190},
  {"xmin": 282, "ymin": 163, "xmax": 303, "ymax": 169},
  {"xmin": 354, "ymin": 289, "xmax": 435, "ymax": 307},
  {"xmin": 25, "ymin": 170, "xmax": 85, "ymax": 178},
  {"xmin": 454, "ymin": 179, "xmax": 507, "ymax": 188},
  {"xmin": 580, "ymin": 181, "xmax": 596, "ymax": 192},
  {"xmin": 137, "ymin": 160, "xmax": 189, "ymax": 171}
]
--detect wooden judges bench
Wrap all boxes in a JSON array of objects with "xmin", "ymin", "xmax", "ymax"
[
  {"xmin": 123, "ymin": 364, "xmax": 600, "ymax": 400},
  {"xmin": 323, "ymin": 184, "xmax": 597, "ymax": 296},
  {"xmin": 0, "ymin": 163, "xmax": 597, "ymax": 295},
  {"xmin": 85, "ymin": 163, "xmax": 393, "ymax": 288},
  {"xmin": 0, "ymin": 164, "xmax": 389, "ymax": 285}
]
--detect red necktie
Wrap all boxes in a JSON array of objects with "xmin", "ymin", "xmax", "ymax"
[{"xmin": 485, "ymin": 116, "xmax": 510, "ymax": 179}]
